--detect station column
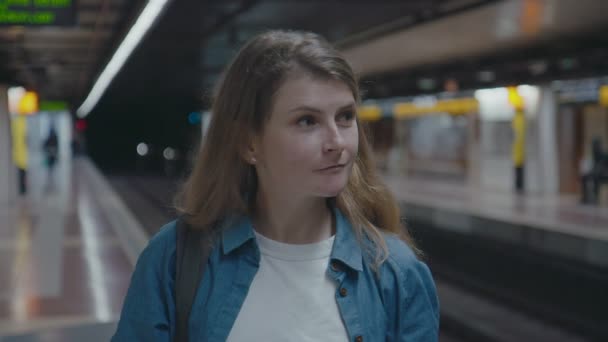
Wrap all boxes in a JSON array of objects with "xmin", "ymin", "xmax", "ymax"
[
  {"xmin": 509, "ymin": 86, "xmax": 526, "ymax": 193},
  {"xmin": 0, "ymin": 85, "xmax": 17, "ymax": 204}
]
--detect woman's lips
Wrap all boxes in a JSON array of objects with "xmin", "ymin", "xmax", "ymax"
[{"xmin": 317, "ymin": 164, "xmax": 346, "ymax": 172}]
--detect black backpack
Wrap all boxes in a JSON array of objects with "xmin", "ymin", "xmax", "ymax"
[{"xmin": 174, "ymin": 218, "xmax": 212, "ymax": 342}]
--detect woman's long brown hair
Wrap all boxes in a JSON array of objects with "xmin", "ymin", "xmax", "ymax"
[{"xmin": 175, "ymin": 30, "xmax": 419, "ymax": 269}]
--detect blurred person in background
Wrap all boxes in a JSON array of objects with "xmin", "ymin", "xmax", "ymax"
[
  {"xmin": 42, "ymin": 125, "xmax": 59, "ymax": 193},
  {"xmin": 581, "ymin": 137, "xmax": 608, "ymax": 204},
  {"xmin": 113, "ymin": 30, "xmax": 439, "ymax": 341},
  {"xmin": 43, "ymin": 125, "xmax": 59, "ymax": 170}
]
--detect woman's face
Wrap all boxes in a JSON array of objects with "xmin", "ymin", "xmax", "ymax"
[{"xmin": 251, "ymin": 72, "xmax": 359, "ymax": 200}]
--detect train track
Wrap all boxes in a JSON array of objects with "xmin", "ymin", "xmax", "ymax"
[{"xmin": 412, "ymin": 220, "xmax": 607, "ymax": 341}]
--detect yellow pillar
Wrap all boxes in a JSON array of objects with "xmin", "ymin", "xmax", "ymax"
[
  {"xmin": 512, "ymin": 109, "xmax": 526, "ymax": 168},
  {"xmin": 11, "ymin": 115, "xmax": 29, "ymax": 195},
  {"xmin": 11, "ymin": 116, "xmax": 28, "ymax": 170},
  {"xmin": 508, "ymin": 87, "xmax": 526, "ymax": 191}
]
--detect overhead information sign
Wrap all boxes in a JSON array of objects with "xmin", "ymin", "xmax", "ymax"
[
  {"xmin": 0, "ymin": 0, "xmax": 76, "ymax": 26},
  {"xmin": 40, "ymin": 100, "xmax": 68, "ymax": 111}
]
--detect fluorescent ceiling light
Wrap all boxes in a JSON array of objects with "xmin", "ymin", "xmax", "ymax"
[{"xmin": 76, "ymin": 0, "xmax": 170, "ymax": 118}]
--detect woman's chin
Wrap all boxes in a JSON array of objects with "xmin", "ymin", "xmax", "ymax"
[{"xmin": 315, "ymin": 182, "xmax": 348, "ymax": 197}]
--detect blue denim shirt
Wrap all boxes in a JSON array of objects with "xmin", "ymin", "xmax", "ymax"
[{"xmin": 112, "ymin": 208, "xmax": 439, "ymax": 341}]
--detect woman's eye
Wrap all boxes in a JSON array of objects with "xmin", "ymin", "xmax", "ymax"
[
  {"xmin": 297, "ymin": 115, "xmax": 316, "ymax": 127},
  {"xmin": 338, "ymin": 111, "xmax": 355, "ymax": 122}
]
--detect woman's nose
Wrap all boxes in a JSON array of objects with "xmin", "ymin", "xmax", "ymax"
[{"xmin": 322, "ymin": 124, "xmax": 345, "ymax": 153}]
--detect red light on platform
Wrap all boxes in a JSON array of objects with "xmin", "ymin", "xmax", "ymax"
[{"xmin": 75, "ymin": 119, "xmax": 87, "ymax": 132}]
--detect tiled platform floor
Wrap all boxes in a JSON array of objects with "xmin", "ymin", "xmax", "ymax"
[{"xmin": 0, "ymin": 158, "xmax": 146, "ymax": 340}]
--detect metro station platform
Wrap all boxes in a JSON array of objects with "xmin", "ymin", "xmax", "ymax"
[
  {"xmin": 383, "ymin": 174, "xmax": 608, "ymax": 269},
  {"xmin": 1, "ymin": 155, "xmax": 606, "ymax": 341},
  {"xmin": 0, "ymin": 157, "xmax": 148, "ymax": 341}
]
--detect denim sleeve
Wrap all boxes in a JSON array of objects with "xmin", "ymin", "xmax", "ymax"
[
  {"xmin": 112, "ymin": 225, "xmax": 176, "ymax": 342},
  {"xmin": 382, "ymin": 236, "xmax": 440, "ymax": 341},
  {"xmin": 397, "ymin": 259, "xmax": 440, "ymax": 341}
]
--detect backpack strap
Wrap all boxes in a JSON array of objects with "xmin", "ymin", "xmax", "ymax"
[{"xmin": 174, "ymin": 217, "xmax": 212, "ymax": 342}]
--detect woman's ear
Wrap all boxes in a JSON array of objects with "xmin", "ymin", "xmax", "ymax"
[{"xmin": 241, "ymin": 136, "xmax": 259, "ymax": 165}]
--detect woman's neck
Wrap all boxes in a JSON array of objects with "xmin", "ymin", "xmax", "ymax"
[{"xmin": 252, "ymin": 191, "xmax": 334, "ymax": 244}]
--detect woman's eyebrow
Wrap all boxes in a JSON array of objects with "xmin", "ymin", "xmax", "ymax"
[
  {"xmin": 338, "ymin": 103, "xmax": 356, "ymax": 110},
  {"xmin": 288, "ymin": 102, "xmax": 356, "ymax": 114},
  {"xmin": 288, "ymin": 105, "xmax": 323, "ymax": 114}
]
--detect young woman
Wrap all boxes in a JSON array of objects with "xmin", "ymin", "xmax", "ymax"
[{"xmin": 113, "ymin": 30, "xmax": 439, "ymax": 341}]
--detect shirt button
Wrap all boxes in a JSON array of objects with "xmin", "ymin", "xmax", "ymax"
[
  {"xmin": 355, "ymin": 335, "xmax": 363, "ymax": 342},
  {"xmin": 339, "ymin": 287, "xmax": 348, "ymax": 297},
  {"xmin": 330, "ymin": 261, "xmax": 340, "ymax": 271}
]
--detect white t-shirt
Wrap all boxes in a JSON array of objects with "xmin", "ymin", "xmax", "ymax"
[{"xmin": 226, "ymin": 230, "xmax": 349, "ymax": 342}]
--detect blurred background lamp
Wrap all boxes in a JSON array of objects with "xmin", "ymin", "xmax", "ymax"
[
  {"xmin": 17, "ymin": 91, "xmax": 39, "ymax": 115},
  {"xmin": 188, "ymin": 111, "xmax": 201, "ymax": 125},
  {"xmin": 7, "ymin": 86, "xmax": 25, "ymax": 114},
  {"xmin": 528, "ymin": 60, "xmax": 548, "ymax": 75},
  {"xmin": 76, "ymin": 0, "xmax": 171, "ymax": 118},
  {"xmin": 76, "ymin": 119, "xmax": 88, "ymax": 132},
  {"xmin": 478, "ymin": 70, "xmax": 495, "ymax": 83},
  {"xmin": 559, "ymin": 58, "xmax": 578, "ymax": 70},
  {"xmin": 7, "ymin": 87, "xmax": 39, "ymax": 115},
  {"xmin": 136, "ymin": 143, "xmax": 149, "ymax": 156},
  {"xmin": 163, "ymin": 147, "xmax": 176, "ymax": 160},
  {"xmin": 418, "ymin": 78, "xmax": 436, "ymax": 91},
  {"xmin": 444, "ymin": 78, "xmax": 459, "ymax": 92}
]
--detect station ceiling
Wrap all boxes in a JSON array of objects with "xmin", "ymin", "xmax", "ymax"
[
  {"xmin": 1, "ymin": 0, "xmax": 496, "ymax": 111},
  {"xmin": 0, "ymin": 0, "xmax": 144, "ymax": 103},
  {"xmin": 2, "ymin": 0, "xmax": 608, "ymax": 113}
]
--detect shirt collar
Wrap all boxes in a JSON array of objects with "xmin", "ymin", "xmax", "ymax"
[
  {"xmin": 220, "ymin": 207, "xmax": 363, "ymax": 272},
  {"xmin": 330, "ymin": 207, "xmax": 363, "ymax": 272},
  {"xmin": 221, "ymin": 214, "xmax": 256, "ymax": 255}
]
